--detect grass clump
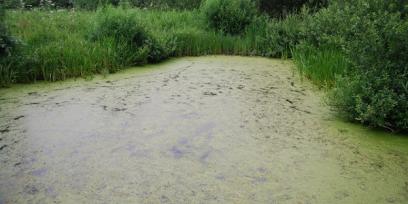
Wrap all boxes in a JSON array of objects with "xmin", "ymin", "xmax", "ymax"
[
  {"xmin": 3, "ymin": 10, "xmax": 123, "ymax": 82},
  {"xmin": 292, "ymin": 43, "xmax": 347, "ymax": 87}
]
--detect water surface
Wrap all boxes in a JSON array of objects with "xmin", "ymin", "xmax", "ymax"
[{"xmin": 0, "ymin": 56, "xmax": 407, "ymax": 203}]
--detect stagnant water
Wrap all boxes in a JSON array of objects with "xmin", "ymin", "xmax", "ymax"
[{"xmin": 0, "ymin": 56, "xmax": 407, "ymax": 203}]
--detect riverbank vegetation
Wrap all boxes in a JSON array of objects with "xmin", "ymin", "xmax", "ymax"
[{"xmin": 0, "ymin": 0, "xmax": 407, "ymax": 131}]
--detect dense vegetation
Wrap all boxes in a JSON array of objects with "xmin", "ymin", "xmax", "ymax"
[
  {"xmin": 201, "ymin": 0, "xmax": 257, "ymax": 35},
  {"xmin": 0, "ymin": 4, "xmax": 17, "ymax": 86},
  {"xmin": 0, "ymin": 0, "xmax": 407, "ymax": 131}
]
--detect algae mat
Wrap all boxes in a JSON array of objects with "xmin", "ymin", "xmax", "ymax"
[{"xmin": 0, "ymin": 56, "xmax": 407, "ymax": 203}]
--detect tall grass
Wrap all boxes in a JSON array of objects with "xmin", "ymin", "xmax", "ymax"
[
  {"xmin": 2, "ymin": 7, "xmax": 266, "ymax": 85},
  {"xmin": 1, "ymin": 7, "xmax": 344, "ymax": 86},
  {"xmin": 4, "ymin": 10, "xmax": 119, "ymax": 82},
  {"xmin": 292, "ymin": 43, "xmax": 348, "ymax": 87}
]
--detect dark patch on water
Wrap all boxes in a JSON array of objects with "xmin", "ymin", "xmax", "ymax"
[
  {"xmin": 203, "ymin": 91, "xmax": 217, "ymax": 96},
  {"xmin": 13, "ymin": 115, "xmax": 24, "ymax": 120},
  {"xmin": 334, "ymin": 190, "xmax": 350, "ymax": 200},
  {"xmin": 160, "ymin": 195, "xmax": 170, "ymax": 203},
  {"xmin": 285, "ymin": 99, "xmax": 294, "ymax": 104},
  {"xmin": 386, "ymin": 197, "xmax": 398, "ymax": 203},
  {"xmin": 31, "ymin": 168, "xmax": 47, "ymax": 177},
  {"xmin": 179, "ymin": 112, "xmax": 199, "ymax": 120},
  {"xmin": 215, "ymin": 174, "xmax": 225, "ymax": 181},
  {"xmin": 24, "ymin": 185, "xmax": 39, "ymax": 195},
  {"xmin": 84, "ymin": 87, "xmax": 96, "ymax": 92},
  {"xmin": 252, "ymin": 177, "xmax": 268, "ymax": 184},
  {"xmin": 178, "ymin": 138, "xmax": 189, "ymax": 145},
  {"xmin": 126, "ymin": 144, "xmax": 136, "ymax": 152},
  {"xmin": 338, "ymin": 129, "xmax": 349, "ymax": 134},
  {"xmin": 199, "ymin": 150, "xmax": 211, "ymax": 163},
  {"xmin": 27, "ymin": 92, "xmax": 39, "ymax": 96},
  {"xmin": 0, "ymin": 126, "xmax": 9, "ymax": 134},
  {"xmin": 257, "ymin": 167, "xmax": 267, "ymax": 173},
  {"xmin": 113, "ymin": 107, "xmax": 127, "ymax": 112},
  {"xmin": 45, "ymin": 186, "xmax": 58, "ymax": 198},
  {"xmin": 170, "ymin": 146, "xmax": 184, "ymax": 159},
  {"xmin": 0, "ymin": 145, "xmax": 7, "ymax": 151},
  {"xmin": 290, "ymin": 105, "xmax": 312, "ymax": 114},
  {"xmin": 125, "ymin": 144, "xmax": 150, "ymax": 158}
]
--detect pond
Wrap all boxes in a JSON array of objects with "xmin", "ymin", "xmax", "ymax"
[{"xmin": 0, "ymin": 56, "xmax": 407, "ymax": 203}]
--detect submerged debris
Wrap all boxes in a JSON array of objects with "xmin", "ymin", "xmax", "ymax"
[{"xmin": 203, "ymin": 91, "xmax": 217, "ymax": 96}]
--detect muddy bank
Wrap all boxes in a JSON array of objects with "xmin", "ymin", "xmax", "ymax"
[{"xmin": 0, "ymin": 56, "xmax": 407, "ymax": 203}]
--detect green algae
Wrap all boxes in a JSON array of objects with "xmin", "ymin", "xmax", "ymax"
[{"xmin": 0, "ymin": 56, "xmax": 407, "ymax": 203}]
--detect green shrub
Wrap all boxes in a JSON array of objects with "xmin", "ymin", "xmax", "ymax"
[
  {"xmin": 245, "ymin": 13, "xmax": 306, "ymax": 57},
  {"xmin": 322, "ymin": 0, "xmax": 408, "ymax": 131},
  {"xmin": 91, "ymin": 7, "xmax": 168, "ymax": 64},
  {"xmin": 201, "ymin": 0, "xmax": 257, "ymax": 35}
]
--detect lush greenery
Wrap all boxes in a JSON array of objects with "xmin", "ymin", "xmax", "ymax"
[
  {"xmin": 1, "ymin": 0, "xmax": 407, "ymax": 131},
  {"xmin": 3, "ymin": 0, "xmax": 323, "ymax": 15},
  {"xmin": 0, "ymin": 5, "xmax": 17, "ymax": 86},
  {"xmin": 290, "ymin": 0, "xmax": 407, "ymax": 131},
  {"xmin": 319, "ymin": 0, "xmax": 408, "ymax": 131}
]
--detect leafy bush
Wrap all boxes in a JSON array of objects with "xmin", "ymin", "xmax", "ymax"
[
  {"xmin": 304, "ymin": 0, "xmax": 408, "ymax": 131},
  {"xmin": 201, "ymin": 0, "xmax": 257, "ymax": 35},
  {"xmin": 245, "ymin": 13, "xmax": 306, "ymax": 57},
  {"xmin": 90, "ymin": 7, "xmax": 168, "ymax": 64}
]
